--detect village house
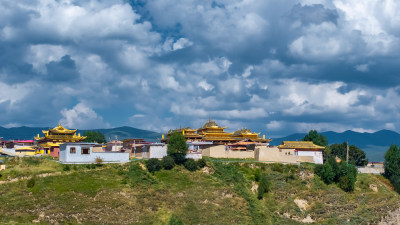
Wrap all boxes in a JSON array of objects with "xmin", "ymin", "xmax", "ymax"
[
  {"xmin": 59, "ymin": 143, "xmax": 129, "ymax": 164},
  {"xmin": 255, "ymin": 141, "xmax": 324, "ymax": 164}
]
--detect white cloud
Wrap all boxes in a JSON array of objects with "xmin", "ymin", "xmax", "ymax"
[
  {"xmin": 59, "ymin": 103, "xmax": 109, "ymax": 129},
  {"xmin": 355, "ymin": 63, "xmax": 370, "ymax": 72},
  {"xmin": 173, "ymin": 38, "xmax": 193, "ymax": 51},
  {"xmin": 198, "ymin": 80, "xmax": 214, "ymax": 91}
]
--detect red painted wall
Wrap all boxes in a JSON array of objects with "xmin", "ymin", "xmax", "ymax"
[{"xmin": 49, "ymin": 147, "xmax": 60, "ymax": 158}]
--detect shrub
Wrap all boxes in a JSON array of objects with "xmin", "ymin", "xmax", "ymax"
[
  {"xmin": 162, "ymin": 156, "xmax": 175, "ymax": 170},
  {"xmin": 184, "ymin": 159, "xmax": 198, "ymax": 172},
  {"xmin": 26, "ymin": 177, "xmax": 36, "ymax": 188},
  {"xmin": 390, "ymin": 175, "xmax": 400, "ymax": 193},
  {"xmin": 320, "ymin": 163, "xmax": 335, "ymax": 184},
  {"xmin": 63, "ymin": 164, "xmax": 70, "ymax": 171},
  {"xmin": 254, "ymin": 169, "xmax": 261, "ymax": 182},
  {"xmin": 316, "ymin": 157, "xmax": 358, "ymax": 192},
  {"xmin": 23, "ymin": 157, "xmax": 41, "ymax": 166},
  {"xmin": 271, "ymin": 163, "xmax": 283, "ymax": 173},
  {"xmin": 197, "ymin": 158, "xmax": 206, "ymax": 169},
  {"xmin": 146, "ymin": 158, "xmax": 162, "ymax": 173},
  {"xmin": 95, "ymin": 157, "xmax": 103, "ymax": 167},
  {"xmin": 168, "ymin": 214, "xmax": 184, "ymax": 225},
  {"xmin": 257, "ymin": 173, "xmax": 271, "ymax": 199}
]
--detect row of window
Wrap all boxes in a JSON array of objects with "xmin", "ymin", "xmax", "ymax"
[{"xmin": 70, "ymin": 147, "xmax": 90, "ymax": 154}]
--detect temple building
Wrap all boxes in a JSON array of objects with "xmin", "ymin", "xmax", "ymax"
[
  {"xmin": 162, "ymin": 120, "xmax": 271, "ymax": 145},
  {"xmin": 231, "ymin": 128, "xmax": 271, "ymax": 143},
  {"xmin": 196, "ymin": 120, "xmax": 236, "ymax": 144},
  {"xmin": 35, "ymin": 124, "xmax": 86, "ymax": 158},
  {"xmin": 165, "ymin": 127, "xmax": 203, "ymax": 142}
]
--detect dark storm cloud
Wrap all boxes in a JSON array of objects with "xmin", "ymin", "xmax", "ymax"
[
  {"xmin": 44, "ymin": 55, "xmax": 80, "ymax": 82},
  {"xmin": 288, "ymin": 4, "xmax": 339, "ymax": 25}
]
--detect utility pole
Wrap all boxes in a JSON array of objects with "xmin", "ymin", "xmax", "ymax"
[{"xmin": 346, "ymin": 140, "xmax": 349, "ymax": 163}]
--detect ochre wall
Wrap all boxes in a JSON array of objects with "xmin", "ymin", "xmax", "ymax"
[
  {"xmin": 201, "ymin": 145, "xmax": 255, "ymax": 159},
  {"xmin": 255, "ymin": 146, "xmax": 314, "ymax": 164}
]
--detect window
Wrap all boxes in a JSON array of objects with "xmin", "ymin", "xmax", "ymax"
[
  {"xmin": 81, "ymin": 148, "xmax": 90, "ymax": 154},
  {"xmin": 70, "ymin": 147, "xmax": 76, "ymax": 154}
]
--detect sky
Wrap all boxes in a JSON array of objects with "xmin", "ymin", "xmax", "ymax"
[{"xmin": 1, "ymin": 0, "xmax": 400, "ymax": 137}]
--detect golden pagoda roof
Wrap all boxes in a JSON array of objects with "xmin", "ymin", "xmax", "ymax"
[
  {"xmin": 201, "ymin": 120, "xmax": 226, "ymax": 129},
  {"xmin": 278, "ymin": 141, "xmax": 325, "ymax": 150},
  {"xmin": 167, "ymin": 127, "xmax": 197, "ymax": 134},
  {"xmin": 231, "ymin": 128, "xmax": 260, "ymax": 136},
  {"xmin": 48, "ymin": 124, "xmax": 77, "ymax": 134}
]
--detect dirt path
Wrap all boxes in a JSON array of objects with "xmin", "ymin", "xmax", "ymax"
[
  {"xmin": 379, "ymin": 208, "xmax": 400, "ymax": 225},
  {"xmin": 0, "ymin": 172, "xmax": 62, "ymax": 185}
]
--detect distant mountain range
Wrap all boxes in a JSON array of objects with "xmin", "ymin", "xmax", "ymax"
[
  {"xmin": 270, "ymin": 130, "xmax": 400, "ymax": 162},
  {"xmin": 1, "ymin": 126, "xmax": 399, "ymax": 161},
  {"xmin": 0, "ymin": 126, "xmax": 162, "ymax": 143}
]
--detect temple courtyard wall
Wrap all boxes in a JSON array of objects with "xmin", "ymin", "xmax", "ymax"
[{"xmin": 201, "ymin": 145, "xmax": 255, "ymax": 159}]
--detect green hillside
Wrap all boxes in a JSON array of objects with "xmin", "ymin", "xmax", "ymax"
[{"xmin": 0, "ymin": 157, "xmax": 399, "ymax": 224}]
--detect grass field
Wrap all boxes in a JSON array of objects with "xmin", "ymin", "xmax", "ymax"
[{"xmin": 0, "ymin": 158, "xmax": 399, "ymax": 224}]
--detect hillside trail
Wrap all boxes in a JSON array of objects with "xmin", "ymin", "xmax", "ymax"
[
  {"xmin": 0, "ymin": 172, "xmax": 62, "ymax": 185},
  {"xmin": 379, "ymin": 208, "xmax": 400, "ymax": 224}
]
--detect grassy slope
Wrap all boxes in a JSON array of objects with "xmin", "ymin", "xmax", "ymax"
[{"xmin": 0, "ymin": 158, "xmax": 399, "ymax": 224}]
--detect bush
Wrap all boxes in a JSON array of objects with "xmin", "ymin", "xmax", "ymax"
[
  {"xmin": 95, "ymin": 157, "xmax": 103, "ymax": 167},
  {"xmin": 320, "ymin": 163, "xmax": 335, "ymax": 184},
  {"xmin": 168, "ymin": 214, "xmax": 184, "ymax": 225},
  {"xmin": 162, "ymin": 156, "xmax": 175, "ymax": 170},
  {"xmin": 254, "ymin": 169, "xmax": 261, "ymax": 182},
  {"xmin": 315, "ymin": 157, "xmax": 357, "ymax": 192},
  {"xmin": 390, "ymin": 175, "xmax": 400, "ymax": 193},
  {"xmin": 271, "ymin": 163, "xmax": 283, "ymax": 173},
  {"xmin": 26, "ymin": 177, "xmax": 36, "ymax": 188},
  {"xmin": 257, "ymin": 173, "xmax": 271, "ymax": 199},
  {"xmin": 146, "ymin": 158, "xmax": 162, "ymax": 173},
  {"xmin": 63, "ymin": 164, "xmax": 70, "ymax": 171},
  {"xmin": 184, "ymin": 159, "xmax": 198, "ymax": 172},
  {"xmin": 197, "ymin": 158, "xmax": 206, "ymax": 168}
]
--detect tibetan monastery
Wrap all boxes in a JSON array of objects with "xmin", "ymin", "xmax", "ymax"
[
  {"xmin": 35, "ymin": 124, "xmax": 86, "ymax": 158},
  {"xmin": 163, "ymin": 120, "xmax": 271, "ymax": 145},
  {"xmin": 231, "ymin": 128, "xmax": 271, "ymax": 143}
]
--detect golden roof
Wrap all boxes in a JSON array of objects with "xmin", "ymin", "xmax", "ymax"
[
  {"xmin": 231, "ymin": 128, "xmax": 260, "ymax": 136},
  {"xmin": 278, "ymin": 141, "xmax": 325, "ymax": 150},
  {"xmin": 48, "ymin": 124, "xmax": 77, "ymax": 134},
  {"xmin": 201, "ymin": 120, "xmax": 226, "ymax": 129}
]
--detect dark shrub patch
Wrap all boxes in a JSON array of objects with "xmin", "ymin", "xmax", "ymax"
[
  {"xmin": 146, "ymin": 158, "xmax": 162, "ymax": 173},
  {"xmin": 184, "ymin": 159, "xmax": 198, "ymax": 172},
  {"xmin": 162, "ymin": 156, "xmax": 175, "ymax": 170}
]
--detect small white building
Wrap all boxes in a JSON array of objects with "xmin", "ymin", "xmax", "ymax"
[
  {"xmin": 278, "ymin": 141, "xmax": 324, "ymax": 164},
  {"xmin": 59, "ymin": 143, "xmax": 129, "ymax": 164}
]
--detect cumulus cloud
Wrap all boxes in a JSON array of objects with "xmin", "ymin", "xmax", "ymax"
[
  {"xmin": 1, "ymin": 0, "xmax": 400, "ymax": 138},
  {"xmin": 59, "ymin": 103, "xmax": 109, "ymax": 129}
]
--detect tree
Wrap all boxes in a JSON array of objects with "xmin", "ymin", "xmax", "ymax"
[
  {"xmin": 83, "ymin": 131, "xmax": 107, "ymax": 143},
  {"xmin": 384, "ymin": 145, "xmax": 400, "ymax": 193},
  {"xmin": 315, "ymin": 157, "xmax": 357, "ymax": 192},
  {"xmin": 302, "ymin": 130, "xmax": 328, "ymax": 147},
  {"xmin": 330, "ymin": 142, "xmax": 368, "ymax": 166},
  {"xmin": 167, "ymin": 133, "xmax": 188, "ymax": 164}
]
